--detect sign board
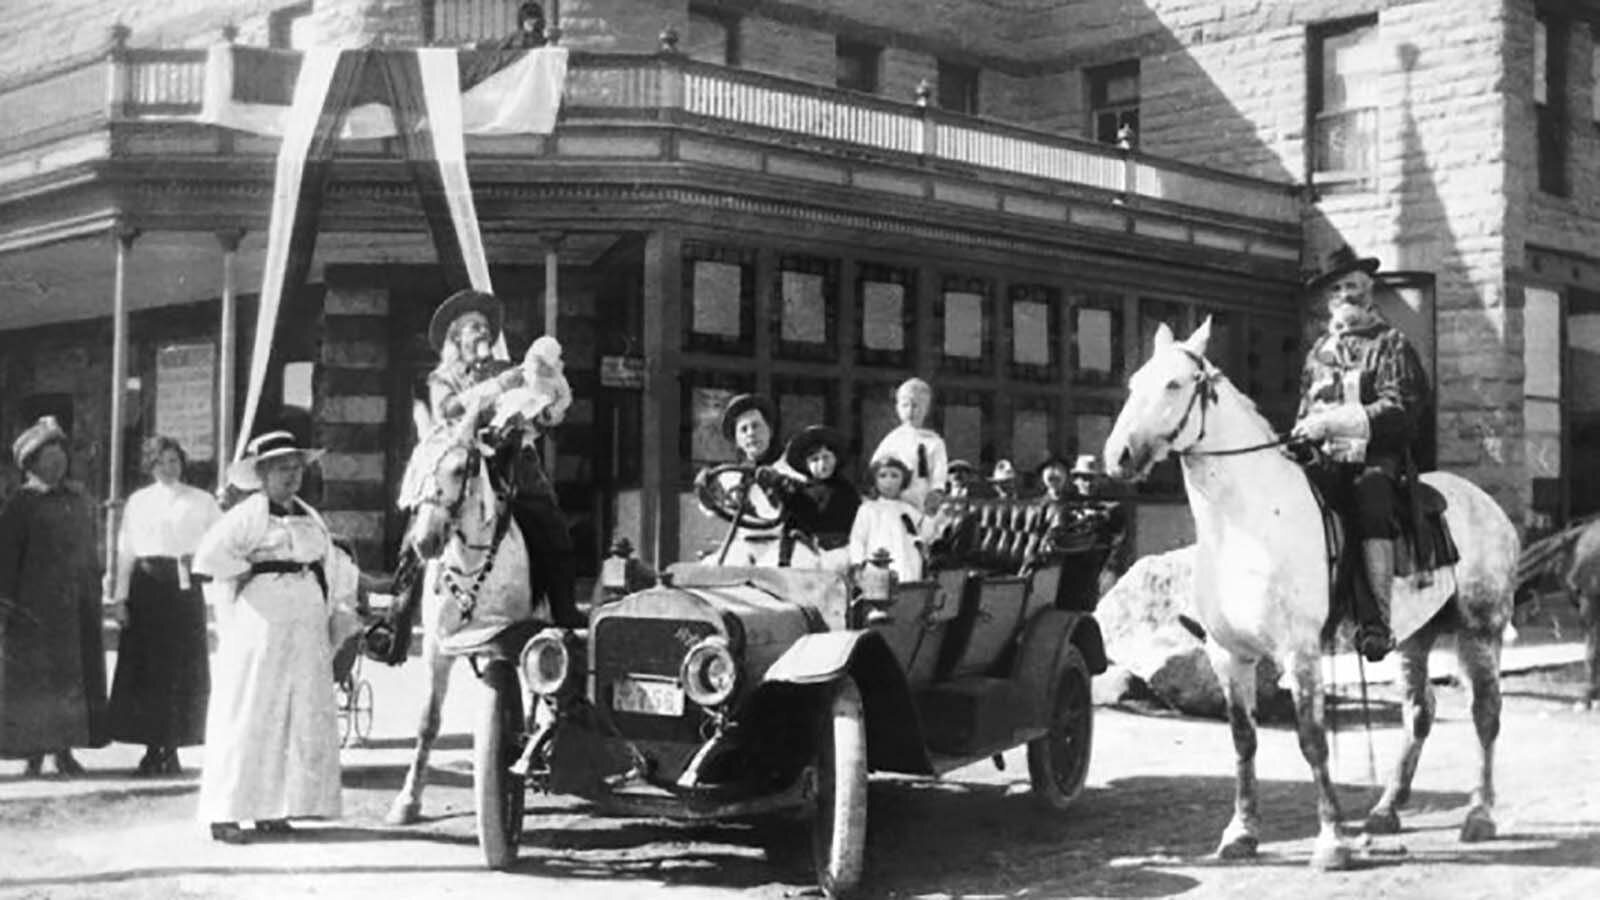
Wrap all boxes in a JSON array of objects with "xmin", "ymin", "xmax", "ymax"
[
  {"xmin": 600, "ymin": 355, "xmax": 645, "ymax": 389},
  {"xmin": 155, "ymin": 342, "xmax": 216, "ymax": 461}
]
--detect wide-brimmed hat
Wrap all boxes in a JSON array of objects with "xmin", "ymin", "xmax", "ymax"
[
  {"xmin": 784, "ymin": 425, "xmax": 848, "ymax": 473},
  {"xmin": 719, "ymin": 393, "xmax": 777, "ymax": 443},
  {"xmin": 12, "ymin": 415, "xmax": 66, "ymax": 468},
  {"xmin": 948, "ymin": 459, "xmax": 977, "ymax": 476},
  {"xmin": 1305, "ymin": 244, "xmax": 1380, "ymax": 294},
  {"xmin": 226, "ymin": 429, "xmax": 325, "ymax": 491},
  {"xmin": 989, "ymin": 459, "xmax": 1017, "ymax": 483},
  {"xmin": 1070, "ymin": 454, "xmax": 1103, "ymax": 477},
  {"xmin": 428, "ymin": 289, "xmax": 504, "ymax": 353}
]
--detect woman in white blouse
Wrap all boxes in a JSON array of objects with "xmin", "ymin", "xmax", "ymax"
[{"xmin": 106, "ymin": 436, "xmax": 222, "ymax": 776}]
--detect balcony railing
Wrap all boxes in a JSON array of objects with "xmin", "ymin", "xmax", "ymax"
[{"xmin": 0, "ymin": 46, "xmax": 1302, "ymax": 225}]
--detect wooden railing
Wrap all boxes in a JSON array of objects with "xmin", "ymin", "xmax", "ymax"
[{"xmin": 0, "ymin": 46, "xmax": 1302, "ymax": 225}]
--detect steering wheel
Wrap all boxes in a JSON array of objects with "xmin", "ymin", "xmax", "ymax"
[{"xmin": 694, "ymin": 463, "xmax": 788, "ymax": 530}]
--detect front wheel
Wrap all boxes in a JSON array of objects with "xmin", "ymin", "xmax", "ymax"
[
  {"xmin": 811, "ymin": 677, "xmax": 868, "ymax": 899},
  {"xmin": 474, "ymin": 659, "xmax": 527, "ymax": 869},
  {"xmin": 1027, "ymin": 643, "xmax": 1094, "ymax": 811}
]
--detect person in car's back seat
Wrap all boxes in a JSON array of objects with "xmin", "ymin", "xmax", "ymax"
[
  {"xmin": 849, "ymin": 457, "xmax": 930, "ymax": 581},
  {"xmin": 782, "ymin": 425, "xmax": 860, "ymax": 570}
]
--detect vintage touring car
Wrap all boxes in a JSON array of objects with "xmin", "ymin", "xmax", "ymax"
[{"xmin": 456, "ymin": 466, "xmax": 1124, "ymax": 898}]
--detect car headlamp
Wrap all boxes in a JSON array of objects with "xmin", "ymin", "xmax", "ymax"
[
  {"xmin": 679, "ymin": 636, "xmax": 737, "ymax": 707},
  {"xmin": 520, "ymin": 628, "xmax": 576, "ymax": 696}
]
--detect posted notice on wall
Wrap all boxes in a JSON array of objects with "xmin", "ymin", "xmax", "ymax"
[{"xmin": 156, "ymin": 342, "xmax": 217, "ymax": 461}]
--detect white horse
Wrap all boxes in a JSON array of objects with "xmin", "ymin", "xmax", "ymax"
[
  {"xmin": 385, "ymin": 404, "xmax": 544, "ymax": 825},
  {"xmin": 1104, "ymin": 319, "xmax": 1519, "ymax": 870}
]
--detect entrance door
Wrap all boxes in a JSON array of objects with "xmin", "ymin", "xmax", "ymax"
[{"xmin": 1569, "ymin": 290, "xmax": 1600, "ymax": 519}]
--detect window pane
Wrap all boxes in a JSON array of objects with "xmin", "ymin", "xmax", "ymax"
[
  {"xmin": 1012, "ymin": 408, "xmax": 1051, "ymax": 472},
  {"xmin": 1322, "ymin": 25, "xmax": 1378, "ymax": 111},
  {"xmin": 1104, "ymin": 72, "xmax": 1139, "ymax": 105},
  {"xmin": 1075, "ymin": 307, "xmax": 1114, "ymax": 374},
  {"xmin": 1314, "ymin": 108, "xmax": 1376, "ymax": 175},
  {"xmin": 943, "ymin": 403, "xmax": 984, "ymax": 465},
  {"xmin": 781, "ymin": 271, "xmax": 827, "ymax": 344},
  {"xmin": 862, "ymin": 281, "xmax": 905, "ymax": 351},
  {"xmin": 687, "ymin": 10, "xmax": 732, "ymax": 65},
  {"xmin": 943, "ymin": 291, "xmax": 985, "ymax": 358},
  {"xmin": 1075, "ymin": 413, "xmax": 1113, "ymax": 463},
  {"xmin": 1013, "ymin": 300, "xmax": 1051, "ymax": 366},
  {"xmin": 779, "ymin": 392, "xmax": 827, "ymax": 437},
  {"xmin": 1524, "ymin": 286, "xmax": 1561, "ymax": 398},
  {"xmin": 692, "ymin": 260, "xmax": 743, "ymax": 337},
  {"xmin": 1535, "ymin": 19, "xmax": 1549, "ymax": 105},
  {"xmin": 690, "ymin": 385, "xmax": 740, "ymax": 465},
  {"xmin": 857, "ymin": 383, "xmax": 899, "ymax": 457}
]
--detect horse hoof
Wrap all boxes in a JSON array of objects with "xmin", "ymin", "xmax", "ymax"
[
  {"xmin": 385, "ymin": 800, "xmax": 421, "ymax": 826},
  {"xmin": 1365, "ymin": 809, "xmax": 1401, "ymax": 835},
  {"xmin": 1310, "ymin": 841, "xmax": 1353, "ymax": 871},
  {"xmin": 1459, "ymin": 809, "xmax": 1496, "ymax": 843},
  {"xmin": 1216, "ymin": 835, "xmax": 1259, "ymax": 861}
]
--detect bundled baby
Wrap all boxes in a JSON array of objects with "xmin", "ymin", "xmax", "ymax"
[{"xmin": 490, "ymin": 335, "xmax": 572, "ymax": 435}]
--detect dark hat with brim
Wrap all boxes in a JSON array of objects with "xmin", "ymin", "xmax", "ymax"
[
  {"xmin": 784, "ymin": 425, "xmax": 848, "ymax": 473},
  {"xmin": 948, "ymin": 459, "xmax": 977, "ymax": 475},
  {"xmin": 428, "ymin": 289, "xmax": 504, "ymax": 353},
  {"xmin": 1305, "ymin": 244, "xmax": 1380, "ymax": 294},
  {"xmin": 1036, "ymin": 456, "xmax": 1070, "ymax": 479},
  {"xmin": 719, "ymin": 393, "xmax": 777, "ymax": 443}
]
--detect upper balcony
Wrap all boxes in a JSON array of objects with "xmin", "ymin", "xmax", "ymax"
[{"xmin": 0, "ymin": 36, "xmax": 1303, "ymax": 270}]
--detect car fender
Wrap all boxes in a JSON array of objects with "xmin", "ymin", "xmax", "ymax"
[
  {"xmin": 750, "ymin": 630, "xmax": 933, "ymax": 776},
  {"xmin": 1012, "ymin": 609, "xmax": 1107, "ymax": 727}
]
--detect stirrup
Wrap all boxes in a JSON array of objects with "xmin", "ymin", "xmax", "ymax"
[{"xmin": 1356, "ymin": 624, "xmax": 1395, "ymax": 663}]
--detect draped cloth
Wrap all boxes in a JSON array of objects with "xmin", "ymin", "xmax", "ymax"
[{"xmin": 213, "ymin": 45, "xmax": 570, "ymax": 453}]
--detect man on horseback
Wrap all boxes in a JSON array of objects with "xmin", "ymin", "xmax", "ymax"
[
  {"xmin": 1290, "ymin": 245, "xmax": 1431, "ymax": 663},
  {"xmin": 425, "ymin": 288, "xmax": 584, "ymax": 628}
]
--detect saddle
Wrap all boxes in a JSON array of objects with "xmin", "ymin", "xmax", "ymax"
[{"xmin": 1313, "ymin": 477, "xmax": 1460, "ymax": 642}]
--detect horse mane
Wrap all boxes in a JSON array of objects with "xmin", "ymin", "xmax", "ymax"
[{"xmin": 398, "ymin": 420, "xmax": 473, "ymax": 510}]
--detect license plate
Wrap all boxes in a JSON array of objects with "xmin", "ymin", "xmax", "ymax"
[{"xmin": 613, "ymin": 677, "xmax": 684, "ymax": 717}]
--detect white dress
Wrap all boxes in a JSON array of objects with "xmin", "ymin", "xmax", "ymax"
[
  {"xmin": 191, "ymin": 493, "xmax": 343, "ymax": 824},
  {"xmin": 870, "ymin": 424, "xmax": 948, "ymax": 512},
  {"xmin": 849, "ymin": 497, "xmax": 928, "ymax": 582}
]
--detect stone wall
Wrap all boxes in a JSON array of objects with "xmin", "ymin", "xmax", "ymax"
[{"xmin": 317, "ymin": 280, "xmax": 393, "ymax": 569}]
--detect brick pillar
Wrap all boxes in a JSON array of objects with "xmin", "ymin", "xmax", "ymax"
[{"xmin": 318, "ymin": 283, "xmax": 392, "ymax": 569}]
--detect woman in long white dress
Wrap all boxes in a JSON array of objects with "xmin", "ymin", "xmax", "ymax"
[{"xmin": 192, "ymin": 430, "xmax": 347, "ymax": 843}]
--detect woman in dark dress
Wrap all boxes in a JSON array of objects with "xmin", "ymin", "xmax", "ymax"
[
  {"xmin": 0, "ymin": 416, "xmax": 107, "ymax": 776},
  {"xmin": 782, "ymin": 425, "xmax": 861, "ymax": 568},
  {"xmin": 106, "ymin": 436, "xmax": 222, "ymax": 775}
]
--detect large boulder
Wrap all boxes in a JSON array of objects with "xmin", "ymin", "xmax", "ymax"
[{"xmin": 1096, "ymin": 546, "xmax": 1291, "ymax": 721}]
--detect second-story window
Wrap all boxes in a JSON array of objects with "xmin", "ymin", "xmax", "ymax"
[
  {"xmin": 836, "ymin": 38, "xmax": 881, "ymax": 94},
  {"xmin": 1536, "ymin": 13, "xmax": 1568, "ymax": 195},
  {"xmin": 1088, "ymin": 60, "xmax": 1139, "ymax": 145},
  {"xmin": 687, "ymin": 5, "xmax": 739, "ymax": 66},
  {"xmin": 1309, "ymin": 16, "xmax": 1379, "ymax": 191},
  {"xmin": 938, "ymin": 60, "xmax": 980, "ymax": 114}
]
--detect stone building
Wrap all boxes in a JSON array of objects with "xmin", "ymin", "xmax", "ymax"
[{"xmin": 2, "ymin": 0, "xmax": 1588, "ymax": 573}]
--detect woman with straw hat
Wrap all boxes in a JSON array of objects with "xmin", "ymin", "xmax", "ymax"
[{"xmin": 193, "ymin": 429, "xmax": 353, "ymax": 843}]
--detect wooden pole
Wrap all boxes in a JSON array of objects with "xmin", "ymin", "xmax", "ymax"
[
  {"xmin": 104, "ymin": 224, "xmax": 139, "ymax": 583},
  {"xmin": 216, "ymin": 229, "xmax": 244, "ymax": 489}
]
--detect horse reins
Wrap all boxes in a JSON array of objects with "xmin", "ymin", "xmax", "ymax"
[
  {"xmin": 1168, "ymin": 347, "xmax": 1297, "ymax": 459},
  {"xmin": 420, "ymin": 443, "xmax": 516, "ymax": 624}
]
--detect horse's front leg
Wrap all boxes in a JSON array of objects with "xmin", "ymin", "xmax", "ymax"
[
  {"xmin": 1456, "ymin": 625, "xmax": 1503, "ymax": 842},
  {"xmin": 1365, "ymin": 627, "xmax": 1438, "ymax": 834},
  {"xmin": 386, "ymin": 634, "xmax": 455, "ymax": 825},
  {"xmin": 1211, "ymin": 651, "xmax": 1262, "ymax": 860},
  {"xmin": 1287, "ymin": 652, "xmax": 1351, "ymax": 870}
]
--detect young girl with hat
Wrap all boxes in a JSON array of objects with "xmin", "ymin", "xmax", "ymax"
[
  {"xmin": 782, "ymin": 425, "xmax": 861, "ymax": 568},
  {"xmin": 848, "ymin": 456, "xmax": 929, "ymax": 582}
]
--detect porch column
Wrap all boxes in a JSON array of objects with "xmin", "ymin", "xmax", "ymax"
[
  {"xmin": 216, "ymin": 228, "xmax": 244, "ymax": 488},
  {"xmin": 104, "ymin": 223, "xmax": 140, "ymax": 579},
  {"xmin": 640, "ymin": 227, "xmax": 682, "ymax": 567},
  {"xmin": 541, "ymin": 231, "xmax": 562, "ymax": 478}
]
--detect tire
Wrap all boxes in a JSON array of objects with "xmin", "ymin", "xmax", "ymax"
[
  {"xmin": 474, "ymin": 659, "xmax": 526, "ymax": 870},
  {"xmin": 1027, "ymin": 643, "xmax": 1094, "ymax": 811},
  {"xmin": 811, "ymin": 676, "xmax": 868, "ymax": 899}
]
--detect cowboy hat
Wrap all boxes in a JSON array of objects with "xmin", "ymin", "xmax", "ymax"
[
  {"xmin": 1305, "ymin": 244, "xmax": 1381, "ymax": 294},
  {"xmin": 719, "ymin": 393, "xmax": 777, "ymax": 443},
  {"xmin": 226, "ymin": 429, "xmax": 325, "ymax": 491},
  {"xmin": 784, "ymin": 425, "xmax": 848, "ymax": 473},
  {"xmin": 427, "ymin": 289, "xmax": 504, "ymax": 354},
  {"xmin": 989, "ymin": 459, "xmax": 1017, "ymax": 483},
  {"xmin": 1070, "ymin": 454, "xmax": 1104, "ymax": 477},
  {"xmin": 12, "ymin": 416, "xmax": 66, "ymax": 468}
]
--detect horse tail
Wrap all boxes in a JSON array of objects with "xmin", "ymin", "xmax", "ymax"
[{"xmin": 1515, "ymin": 517, "xmax": 1598, "ymax": 604}]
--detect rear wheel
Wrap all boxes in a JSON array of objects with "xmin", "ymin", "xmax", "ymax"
[
  {"xmin": 474, "ymin": 659, "xmax": 526, "ymax": 869},
  {"xmin": 811, "ymin": 677, "xmax": 868, "ymax": 899},
  {"xmin": 1027, "ymin": 644, "xmax": 1094, "ymax": 811}
]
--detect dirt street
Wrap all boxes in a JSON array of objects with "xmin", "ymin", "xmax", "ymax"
[{"xmin": 2, "ymin": 657, "xmax": 1597, "ymax": 900}]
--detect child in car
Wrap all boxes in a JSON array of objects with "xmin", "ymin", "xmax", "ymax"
[{"xmin": 848, "ymin": 456, "xmax": 928, "ymax": 581}]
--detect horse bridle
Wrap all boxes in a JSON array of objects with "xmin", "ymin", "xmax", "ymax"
[
  {"xmin": 1165, "ymin": 347, "xmax": 1294, "ymax": 459},
  {"xmin": 415, "ymin": 441, "xmax": 514, "ymax": 623}
]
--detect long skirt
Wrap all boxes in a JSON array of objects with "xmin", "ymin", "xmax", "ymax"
[
  {"xmin": 196, "ymin": 572, "xmax": 341, "ymax": 824},
  {"xmin": 107, "ymin": 558, "xmax": 211, "ymax": 747}
]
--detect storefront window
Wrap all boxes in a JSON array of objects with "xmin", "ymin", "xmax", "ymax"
[
  {"xmin": 854, "ymin": 380, "xmax": 900, "ymax": 457},
  {"xmin": 1072, "ymin": 294, "xmax": 1122, "ymax": 384},
  {"xmin": 774, "ymin": 255, "xmax": 838, "ymax": 362},
  {"xmin": 1011, "ymin": 400, "xmax": 1053, "ymax": 472},
  {"xmin": 775, "ymin": 374, "xmax": 836, "ymax": 449},
  {"xmin": 939, "ymin": 275, "xmax": 990, "ymax": 375},
  {"xmin": 680, "ymin": 372, "xmax": 753, "ymax": 476},
  {"xmin": 1074, "ymin": 412, "xmax": 1113, "ymax": 467},
  {"xmin": 856, "ymin": 263, "xmax": 914, "ymax": 368},
  {"xmin": 683, "ymin": 244, "xmax": 756, "ymax": 354},
  {"xmin": 939, "ymin": 390, "xmax": 988, "ymax": 469},
  {"xmin": 1009, "ymin": 284, "xmax": 1059, "ymax": 380}
]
